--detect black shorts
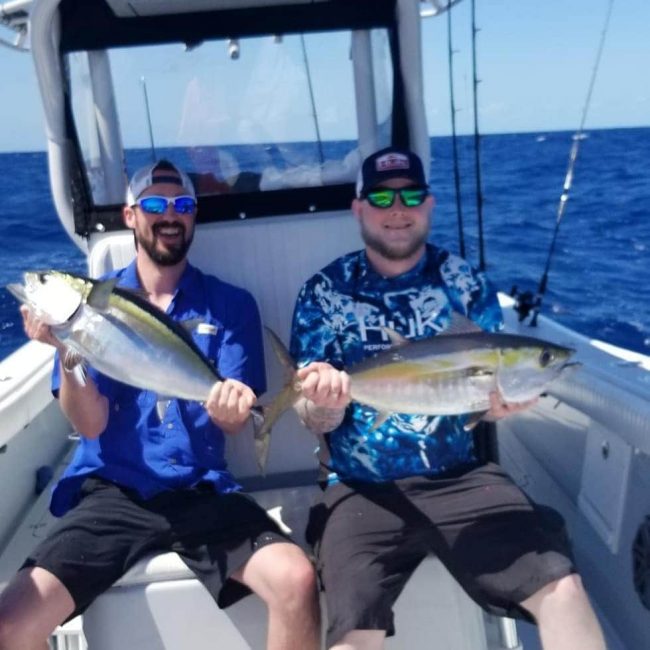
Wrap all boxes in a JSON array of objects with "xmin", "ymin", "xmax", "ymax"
[
  {"xmin": 23, "ymin": 477, "xmax": 291, "ymax": 618},
  {"xmin": 306, "ymin": 462, "xmax": 575, "ymax": 647}
]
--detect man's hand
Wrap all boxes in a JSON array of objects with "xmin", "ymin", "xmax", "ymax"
[
  {"xmin": 296, "ymin": 362, "xmax": 351, "ymax": 409},
  {"xmin": 19, "ymin": 305, "xmax": 109, "ymax": 437},
  {"xmin": 206, "ymin": 378, "xmax": 256, "ymax": 435},
  {"xmin": 293, "ymin": 362, "xmax": 350, "ymax": 435},
  {"xmin": 483, "ymin": 390, "xmax": 538, "ymax": 421},
  {"xmin": 20, "ymin": 305, "xmax": 64, "ymax": 351}
]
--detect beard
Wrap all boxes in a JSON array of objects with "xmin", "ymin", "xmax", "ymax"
[
  {"xmin": 359, "ymin": 221, "xmax": 428, "ymax": 262},
  {"xmin": 136, "ymin": 221, "xmax": 194, "ymax": 266}
]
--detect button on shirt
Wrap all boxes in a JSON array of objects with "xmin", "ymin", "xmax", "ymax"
[{"xmin": 49, "ymin": 261, "xmax": 266, "ymax": 517}]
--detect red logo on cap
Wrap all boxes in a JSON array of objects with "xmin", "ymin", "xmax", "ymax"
[{"xmin": 376, "ymin": 153, "xmax": 410, "ymax": 172}]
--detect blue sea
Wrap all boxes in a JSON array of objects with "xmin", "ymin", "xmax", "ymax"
[{"xmin": 1, "ymin": 127, "xmax": 649, "ymax": 361}]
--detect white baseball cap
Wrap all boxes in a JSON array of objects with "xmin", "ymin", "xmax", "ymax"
[{"xmin": 126, "ymin": 160, "xmax": 196, "ymax": 205}]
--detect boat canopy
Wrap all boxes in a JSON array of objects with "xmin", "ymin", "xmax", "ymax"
[{"xmin": 28, "ymin": 0, "xmax": 431, "ymax": 244}]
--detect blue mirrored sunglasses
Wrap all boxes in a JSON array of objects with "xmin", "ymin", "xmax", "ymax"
[{"xmin": 135, "ymin": 195, "xmax": 197, "ymax": 215}]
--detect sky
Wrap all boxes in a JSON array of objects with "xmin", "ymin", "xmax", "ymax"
[
  {"xmin": 0, "ymin": 0, "xmax": 647, "ymax": 152},
  {"xmin": 422, "ymin": 0, "xmax": 649, "ymax": 136}
]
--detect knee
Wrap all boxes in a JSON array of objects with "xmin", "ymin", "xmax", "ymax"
[
  {"xmin": 268, "ymin": 556, "xmax": 318, "ymax": 612},
  {"xmin": 280, "ymin": 557, "xmax": 318, "ymax": 602},
  {"xmin": 523, "ymin": 573, "xmax": 588, "ymax": 618},
  {"xmin": 547, "ymin": 574, "xmax": 587, "ymax": 603}
]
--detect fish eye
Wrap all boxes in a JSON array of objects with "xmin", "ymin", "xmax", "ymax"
[{"xmin": 539, "ymin": 348, "xmax": 555, "ymax": 368}]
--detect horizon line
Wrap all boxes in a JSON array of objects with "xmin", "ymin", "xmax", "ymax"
[{"xmin": 1, "ymin": 123, "xmax": 647, "ymax": 155}]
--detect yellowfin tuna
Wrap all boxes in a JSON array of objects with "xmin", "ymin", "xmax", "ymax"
[
  {"xmin": 8, "ymin": 271, "xmax": 264, "ymax": 433},
  {"xmin": 255, "ymin": 320, "xmax": 576, "ymax": 470}
]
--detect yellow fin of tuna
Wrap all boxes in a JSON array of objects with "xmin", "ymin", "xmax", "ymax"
[
  {"xmin": 370, "ymin": 411, "xmax": 391, "ymax": 431},
  {"xmin": 86, "ymin": 278, "xmax": 119, "ymax": 312},
  {"xmin": 381, "ymin": 327, "xmax": 409, "ymax": 347},
  {"xmin": 463, "ymin": 411, "xmax": 489, "ymax": 431},
  {"xmin": 442, "ymin": 311, "xmax": 484, "ymax": 335}
]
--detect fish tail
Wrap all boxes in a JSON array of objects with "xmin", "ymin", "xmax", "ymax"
[
  {"xmin": 252, "ymin": 380, "xmax": 301, "ymax": 474},
  {"xmin": 252, "ymin": 328, "xmax": 302, "ymax": 474},
  {"xmin": 264, "ymin": 326, "xmax": 297, "ymax": 375}
]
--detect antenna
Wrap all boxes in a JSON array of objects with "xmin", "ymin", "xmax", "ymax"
[
  {"xmin": 300, "ymin": 34, "xmax": 324, "ymax": 166},
  {"xmin": 141, "ymin": 77, "xmax": 157, "ymax": 163}
]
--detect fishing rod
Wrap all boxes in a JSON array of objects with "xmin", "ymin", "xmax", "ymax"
[
  {"xmin": 141, "ymin": 77, "xmax": 157, "ymax": 163},
  {"xmin": 515, "ymin": 0, "xmax": 615, "ymax": 326},
  {"xmin": 446, "ymin": 1, "xmax": 466, "ymax": 259},
  {"xmin": 470, "ymin": 0, "xmax": 486, "ymax": 272}
]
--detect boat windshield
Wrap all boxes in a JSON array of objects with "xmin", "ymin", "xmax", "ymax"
[{"xmin": 68, "ymin": 29, "xmax": 394, "ymax": 206}]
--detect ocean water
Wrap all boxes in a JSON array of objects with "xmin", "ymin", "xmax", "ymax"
[{"xmin": 1, "ymin": 127, "xmax": 649, "ymax": 361}]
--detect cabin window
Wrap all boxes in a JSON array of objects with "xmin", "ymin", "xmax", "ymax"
[{"xmin": 68, "ymin": 29, "xmax": 394, "ymax": 210}]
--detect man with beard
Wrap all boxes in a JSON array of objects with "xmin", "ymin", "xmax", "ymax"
[
  {"xmin": 0, "ymin": 161, "xmax": 320, "ymax": 650},
  {"xmin": 289, "ymin": 148, "xmax": 605, "ymax": 650}
]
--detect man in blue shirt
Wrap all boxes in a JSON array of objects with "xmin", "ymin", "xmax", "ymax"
[
  {"xmin": 0, "ymin": 160, "xmax": 319, "ymax": 650},
  {"xmin": 290, "ymin": 148, "xmax": 605, "ymax": 650}
]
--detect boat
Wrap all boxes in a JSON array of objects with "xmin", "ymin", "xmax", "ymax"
[{"xmin": 0, "ymin": 1, "xmax": 648, "ymax": 649}]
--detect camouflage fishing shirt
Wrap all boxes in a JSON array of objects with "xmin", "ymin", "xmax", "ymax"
[{"xmin": 289, "ymin": 244, "xmax": 503, "ymax": 483}]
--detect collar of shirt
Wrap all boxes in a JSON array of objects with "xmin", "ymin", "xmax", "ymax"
[
  {"xmin": 357, "ymin": 245, "xmax": 432, "ymax": 290},
  {"xmin": 117, "ymin": 260, "xmax": 203, "ymax": 314}
]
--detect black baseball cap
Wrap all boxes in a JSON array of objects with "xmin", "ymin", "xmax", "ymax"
[{"xmin": 356, "ymin": 147, "xmax": 427, "ymax": 197}]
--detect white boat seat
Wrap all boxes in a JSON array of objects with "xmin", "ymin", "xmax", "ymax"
[
  {"xmin": 82, "ymin": 485, "xmax": 315, "ymax": 649},
  {"xmin": 112, "ymin": 484, "xmax": 319, "ymax": 591},
  {"xmin": 85, "ymin": 551, "xmax": 493, "ymax": 650},
  {"xmin": 83, "ymin": 485, "xmax": 495, "ymax": 650},
  {"xmin": 111, "ymin": 551, "xmax": 204, "ymax": 588}
]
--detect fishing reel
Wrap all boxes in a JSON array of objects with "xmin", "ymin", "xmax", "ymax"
[{"xmin": 510, "ymin": 286, "xmax": 542, "ymax": 325}]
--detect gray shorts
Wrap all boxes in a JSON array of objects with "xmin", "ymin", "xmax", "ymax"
[
  {"xmin": 24, "ymin": 477, "xmax": 291, "ymax": 619},
  {"xmin": 307, "ymin": 463, "xmax": 575, "ymax": 647}
]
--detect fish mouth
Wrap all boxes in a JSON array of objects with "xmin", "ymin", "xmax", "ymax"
[
  {"xmin": 7, "ymin": 271, "xmax": 83, "ymax": 326},
  {"xmin": 5, "ymin": 283, "xmax": 27, "ymax": 304}
]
